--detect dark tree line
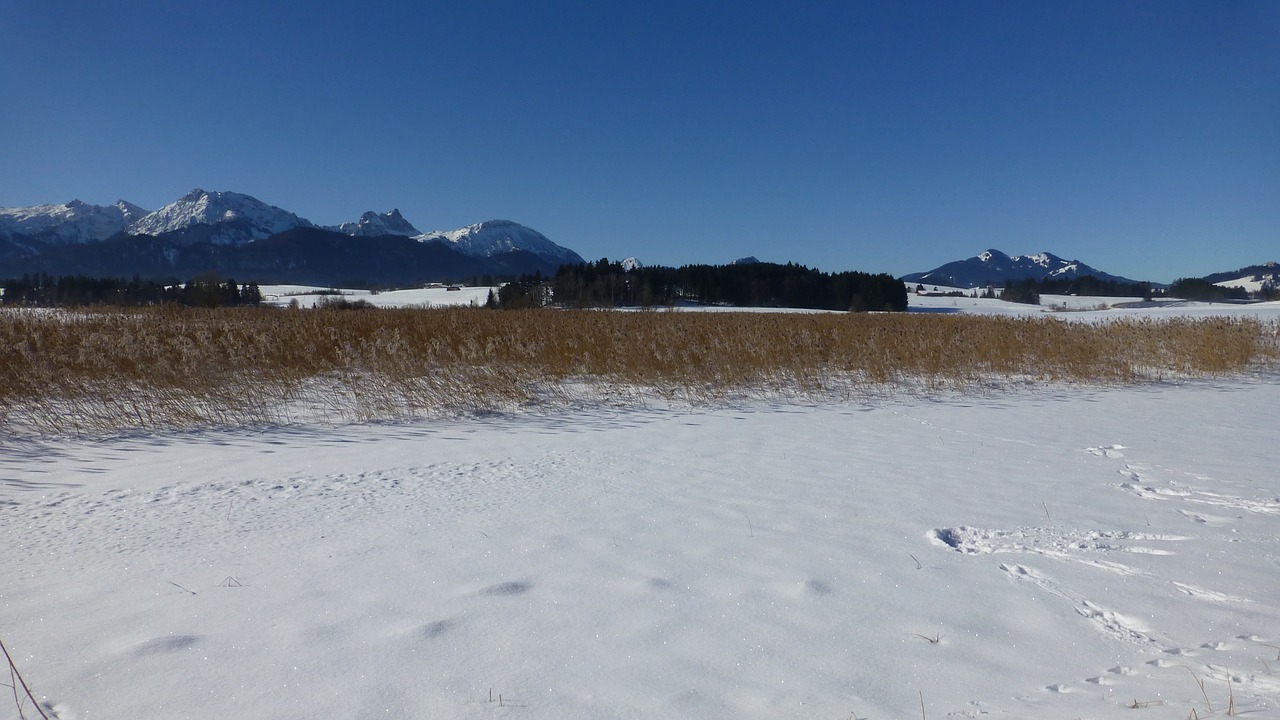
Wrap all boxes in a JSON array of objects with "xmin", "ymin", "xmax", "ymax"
[
  {"xmin": 1167, "ymin": 278, "xmax": 1250, "ymax": 302},
  {"xmin": 491, "ymin": 271, "xmax": 552, "ymax": 309},
  {"xmin": 492, "ymin": 259, "xmax": 908, "ymax": 312},
  {"xmin": 995, "ymin": 279, "xmax": 1042, "ymax": 305},
  {"xmin": 1032, "ymin": 275, "xmax": 1154, "ymax": 299},
  {"xmin": 968, "ymin": 275, "xmax": 1158, "ymax": 306},
  {"xmin": 980, "ymin": 275, "xmax": 1272, "ymax": 305},
  {"xmin": 1, "ymin": 273, "xmax": 263, "ymax": 307}
]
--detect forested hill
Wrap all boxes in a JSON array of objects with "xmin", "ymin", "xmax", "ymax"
[{"xmin": 497, "ymin": 259, "xmax": 908, "ymax": 312}]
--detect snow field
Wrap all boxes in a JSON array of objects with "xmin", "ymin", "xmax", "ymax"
[
  {"xmin": 259, "ymin": 284, "xmax": 496, "ymax": 309},
  {"xmin": 3, "ymin": 378, "xmax": 1279, "ymax": 719},
  {"xmin": 262, "ymin": 281, "xmax": 1280, "ymax": 323},
  {"xmin": 908, "ymin": 287, "xmax": 1280, "ymax": 321}
]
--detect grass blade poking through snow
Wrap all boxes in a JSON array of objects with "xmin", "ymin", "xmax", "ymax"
[{"xmin": 1, "ymin": 635, "xmax": 50, "ymax": 720}]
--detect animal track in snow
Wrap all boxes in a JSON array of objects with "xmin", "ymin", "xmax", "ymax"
[
  {"xmin": 1117, "ymin": 465, "xmax": 1280, "ymax": 519},
  {"xmin": 1172, "ymin": 582, "xmax": 1251, "ymax": 604},
  {"xmin": 1085, "ymin": 444, "xmax": 1126, "ymax": 458},
  {"xmin": 1176, "ymin": 508, "xmax": 1235, "ymax": 527},
  {"xmin": 478, "ymin": 580, "xmax": 533, "ymax": 597},
  {"xmin": 999, "ymin": 563, "xmax": 1157, "ymax": 645},
  {"xmin": 928, "ymin": 525, "xmax": 1184, "ymax": 559},
  {"xmin": 418, "ymin": 619, "xmax": 457, "ymax": 639},
  {"xmin": 1185, "ymin": 490, "xmax": 1280, "ymax": 516},
  {"xmin": 931, "ymin": 525, "xmax": 1255, "ymax": 610},
  {"xmin": 129, "ymin": 634, "xmax": 201, "ymax": 657},
  {"xmin": 1117, "ymin": 474, "xmax": 1190, "ymax": 501},
  {"xmin": 803, "ymin": 578, "xmax": 834, "ymax": 595},
  {"xmin": 1084, "ymin": 665, "xmax": 1132, "ymax": 685}
]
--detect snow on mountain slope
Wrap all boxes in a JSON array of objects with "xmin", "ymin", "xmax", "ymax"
[
  {"xmin": 131, "ymin": 189, "xmax": 313, "ymax": 245},
  {"xmin": 1216, "ymin": 275, "xmax": 1276, "ymax": 294},
  {"xmin": 0, "ymin": 199, "xmax": 149, "ymax": 244},
  {"xmin": 903, "ymin": 249, "xmax": 1140, "ymax": 288},
  {"xmin": 3, "ymin": 192, "xmax": 584, "ymax": 272},
  {"xmin": 334, "ymin": 209, "xmax": 421, "ymax": 237},
  {"xmin": 416, "ymin": 219, "xmax": 584, "ymax": 264},
  {"xmin": 1213, "ymin": 262, "xmax": 1278, "ymax": 293}
]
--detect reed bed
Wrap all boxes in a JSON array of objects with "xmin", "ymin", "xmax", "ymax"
[{"xmin": 1, "ymin": 306, "xmax": 1276, "ymax": 436}]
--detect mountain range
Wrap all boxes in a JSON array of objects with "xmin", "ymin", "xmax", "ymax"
[
  {"xmin": 0, "ymin": 190, "xmax": 584, "ymax": 285},
  {"xmin": 4, "ymin": 192, "xmax": 1273, "ymax": 294},
  {"xmin": 900, "ymin": 249, "xmax": 1147, "ymax": 288}
]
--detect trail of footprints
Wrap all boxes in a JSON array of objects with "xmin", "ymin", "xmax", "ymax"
[
  {"xmin": 997, "ymin": 562, "xmax": 1158, "ymax": 645},
  {"xmin": 927, "ymin": 525, "xmax": 1200, "ymax": 648},
  {"xmin": 1109, "ymin": 443, "xmax": 1280, "ymax": 523},
  {"xmin": 929, "ymin": 443, "xmax": 1279, "ymax": 711}
]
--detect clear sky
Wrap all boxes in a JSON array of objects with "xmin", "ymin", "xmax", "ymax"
[{"xmin": 2, "ymin": 1, "xmax": 1276, "ymax": 282}]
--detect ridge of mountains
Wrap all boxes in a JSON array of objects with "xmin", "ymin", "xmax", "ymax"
[
  {"xmin": 0, "ymin": 190, "xmax": 584, "ymax": 285},
  {"xmin": 3, "ymin": 192, "xmax": 1274, "ymax": 293},
  {"xmin": 901, "ymin": 249, "xmax": 1147, "ymax": 289}
]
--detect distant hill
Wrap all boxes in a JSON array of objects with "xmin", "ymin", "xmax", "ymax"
[
  {"xmin": 902, "ymin": 249, "xmax": 1147, "ymax": 288},
  {"xmin": 1203, "ymin": 261, "xmax": 1278, "ymax": 293}
]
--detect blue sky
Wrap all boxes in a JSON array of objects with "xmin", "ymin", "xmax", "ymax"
[{"xmin": 2, "ymin": 1, "xmax": 1276, "ymax": 282}]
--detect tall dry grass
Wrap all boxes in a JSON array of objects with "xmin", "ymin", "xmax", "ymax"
[{"xmin": 1, "ymin": 306, "xmax": 1276, "ymax": 436}]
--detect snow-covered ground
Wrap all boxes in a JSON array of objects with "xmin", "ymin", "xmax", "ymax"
[
  {"xmin": 1214, "ymin": 271, "xmax": 1277, "ymax": 295},
  {"xmin": 908, "ymin": 286, "xmax": 1280, "ymax": 321},
  {"xmin": 260, "ymin": 284, "xmax": 495, "ymax": 309},
  {"xmin": 260, "ymin": 282, "xmax": 1280, "ymax": 321},
  {"xmin": 3, "ymin": 303, "xmax": 1279, "ymax": 720}
]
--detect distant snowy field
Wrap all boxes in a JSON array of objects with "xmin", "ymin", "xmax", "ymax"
[
  {"xmin": 908, "ymin": 284, "xmax": 1280, "ymax": 321},
  {"xmin": 260, "ymin": 284, "xmax": 495, "ymax": 309},
  {"xmin": 3, "ymin": 299, "xmax": 1279, "ymax": 720},
  {"xmin": 261, "ymin": 282, "xmax": 1280, "ymax": 321}
]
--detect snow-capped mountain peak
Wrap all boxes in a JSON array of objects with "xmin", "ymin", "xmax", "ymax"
[
  {"xmin": 416, "ymin": 219, "xmax": 584, "ymax": 265},
  {"xmin": 0, "ymin": 199, "xmax": 148, "ymax": 244},
  {"xmin": 130, "ymin": 189, "xmax": 313, "ymax": 245},
  {"xmin": 335, "ymin": 209, "xmax": 421, "ymax": 237},
  {"xmin": 902, "ymin": 249, "xmax": 1142, "ymax": 288},
  {"xmin": 620, "ymin": 257, "xmax": 643, "ymax": 271},
  {"xmin": 115, "ymin": 200, "xmax": 149, "ymax": 224},
  {"xmin": 2, "ymin": 191, "xmax": 588, "ymax": 280}
]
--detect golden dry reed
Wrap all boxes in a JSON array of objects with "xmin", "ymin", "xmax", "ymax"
[{"xmin": 1, "ymin": 306, "xmax": 1276, "ymax": 436}]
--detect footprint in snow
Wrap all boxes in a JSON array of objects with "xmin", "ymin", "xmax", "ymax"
[
  {"xmin": 804, "ymin": 579, "xmax": 834, "ymax": 595},
  {"xmin": 419, "ymin": 619, "xmax": 455, "ymax": 639},
  {"xmin": 999, "ymin": 563, "xmax": 1156, "ymax": 645},
  {"xmin": 40, "ymin": 702, "xmax": 73, "ymax": 720},
  {"xmin": 928, "ymin": 525, "xmax": 1179, "ymax": 561},
  {"xmin": 1177, "ymin": 509, "xmax": 1234, "ymax": 527},
  {"xmin": 1173, "ymin": 582, "xmax": 1251, "ymax": 605},
  {"xmin": 478, "ymin": 580, "xmax": 532, "ymax": 596},
  {"xmin": 129, "ymin": 634, "xmax": 201, "ymax": 657}
]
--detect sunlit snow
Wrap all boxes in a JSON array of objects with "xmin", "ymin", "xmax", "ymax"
[{"xmin": 2, "ymin": 302, "xmax": 1278, "ymax": 719}]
